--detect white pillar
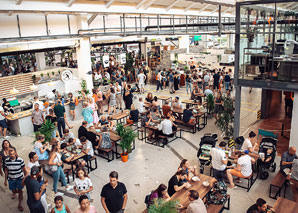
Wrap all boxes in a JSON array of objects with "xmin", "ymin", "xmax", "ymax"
[
  {"xmin": 290, "ymin": 92, "xmax": 298, "ymax": 147},
  {"xmin": 76, "ymin": 15, "xmax": 93, "ymax": 92},
  {"xmin": 35, "ymin": 52, "xmax": 46, "ymax": 71},
  {"xmin": 178, "ymin": 35, "xmax": 189, "ymax": 53},
  {"xmin": 227, "ymin": 34, "xmax": 235, "ymax": 49}
]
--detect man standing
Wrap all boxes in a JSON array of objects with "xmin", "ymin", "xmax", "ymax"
[
  {"xmin": 156, "ymin": 71, "xmax": 163, "ymax": 92},
  {"xmin": 0, "ymin": 104, "xmax": 9, "ymax": 139},
  {"xmin": 54, "ymin": 100, "xmax": 66, "ymax": 138},
  {"xmin": 115, "ymin": 81, "xmax": 123, "ymax": 110},
  {"xmin": 101, "ymin": 171, "xmax": 128, "ymax": 213},
  {"xmin": 210, "ymin": 141, "xmax": 228, "ymax": 181},
  {"xmin": 224, "ymin": 72, "xmax": 231, "ymax": 92},
  {"xmin": 185, "ymin": 190, "xmax": 207, "ymax": 213},
  {"xmin": 213, "ymin": 71, "xmax": 220, "ymax": 92},
  {"xmin": 32, "ymin": 103, "xmax": 44, "ymax": 132},
  {"xmin": 4, "ymin": 147, "xmax": 26, "ymax": 211},
  {"xmin": 23, "ymin": 166, "xmax": 47, "ymax": 213},
  {"xmin": 168, "ymin": 71, "xmax": 175, "ymax": 94},
  {"xmin": 137, "ymin": 70, "xmax": 146, "ymax": 94}
]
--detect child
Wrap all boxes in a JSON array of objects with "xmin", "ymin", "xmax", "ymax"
[
  {"xmin": 38, "ymin": 166, "xmax": 49, "ymax": 213},
  {"xmin": 74, "ymin": 168, "xmax": 93, "ymax": 200},
  {"xmin": 51, "ymin": 196, "xmax": 71, "ymax": 213},
  {"xmin": 138, "ymin": 97, "xmax": 144, "ymax": 113},
  {"xmin": 261, "ymin": 148, "xmax": 273, "ymax": 163}
]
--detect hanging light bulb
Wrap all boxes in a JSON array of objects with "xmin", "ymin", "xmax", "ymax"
[
  {"xmin": 30, "ymin": 84, "xmax": 38, "ymax": 91},
  {"xmin": 9, "ymin": 87, "xmax": 19, "ymax": 94},
  {"xmin": 48, "ymin": 81, "xmax": 55, "ymax": 86}
]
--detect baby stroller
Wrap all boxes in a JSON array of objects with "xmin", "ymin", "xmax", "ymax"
[
  {"xmin": 197, "ymin": 133, "xmax": 218, "ymax": 174},
  {"xmin": 258, "ymin": 137, "xmax": 277, "ymax": 180}
]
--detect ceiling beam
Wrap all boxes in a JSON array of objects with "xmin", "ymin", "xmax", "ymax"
[
  {"xmin": 144, "ymin": 0, "xmax": 157, "ymax": 10},
  {"xmin": 16, "ymin": 0, "xmax": 23, "ymax": 5},
  {"xmin": 222, "ymin": 7, "xmax": 231, "ymax": 13},
  {"xmin": 106, "ymin": 0, "xmax": 115, "ymax": 9},
  {"xmin": 67, "ymin": 0, "xmax": 76, "ymax": 7},
  {"xmin": 211, "ymin": 6, "xmax": 219, "ymax": 13},
  {"xmin": 136, "ymin": 0, "xmax": 147, "ymax": 10},
  {"xmin": 184, "ymin": 2, "xmax": 196, "ymax": 12},
  {"xmin": 88, "ymin": 13, "xmax": 98, "ymax": 25},
  {"xmin": 198, "ymin": 4, "xmax": 210, "ymax": 13},
  {"xmin": 286, "ymin": 2, "xmax": 297, "ymax": 9},
  {"xmin": 166, "ymin": 0, "xmax": 181, "ymax": 11},
  {"xmin": 185, "ymin": 0, "xmax": 233, "ymax": 7}
]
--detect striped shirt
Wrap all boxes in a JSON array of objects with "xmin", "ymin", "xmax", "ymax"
[{"xmin": 5, "ymin": 157, "xmax": 25, "ymax": 180}]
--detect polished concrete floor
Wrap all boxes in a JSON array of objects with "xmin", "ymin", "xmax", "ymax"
[{"xmin": 0, "ymin": 84, "xmax": 294, "ymax": 213}]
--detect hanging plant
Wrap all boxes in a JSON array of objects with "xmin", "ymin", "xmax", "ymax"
[
  {"xmin": 52, "ymin": 71, "xmax": 55, "ymax": 76},
  {"xmin": 40, "ymin": 73, "xmax": 44, "ymax": 78}
]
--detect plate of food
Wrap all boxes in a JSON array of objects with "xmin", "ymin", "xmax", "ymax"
[
  {"xmin": 76, "ymin": 149, "xmax": 81, "ymax": 154},
  {"xmin": 65, "ymin": 153, "xmax": 71, "ymax": 158},
  {"xmin": 203, "ymin": 181, "xmax": 210, "ymax": 187},
  {"xmin": 191, "ymin": 176, "xmax": 200, "ymax": 182}
]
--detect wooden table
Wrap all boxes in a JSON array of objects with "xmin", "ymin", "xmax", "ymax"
[
  {"xmin": 111, "ymin": 110, "xmax": 130, "ymax": 124},
  {"xmin": 170, "ymin": 174, "xmax": 216, "ymax": 210},
  {"xmin": 65, "ymin": 148, "xmax": 86, "ymax": 180},
  {"xmin": 172, "ymin": 108, "xmax": 207, "ymax": 131},
  {"xmin": 156, "ymin": 95, "xmax": 172, "ymax": 105},
  {"xmin": 273, "ymin": 197, "xmax": 298, "ymax": 213}
]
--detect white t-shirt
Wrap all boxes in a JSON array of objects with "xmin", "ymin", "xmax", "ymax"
[
  {"xmin": 74, "ymin": 177, "xmax": 93, "ymax": 192},
  {"xmin": 138, "ymin": 102, "xmax": 144, "ymax": 113},
  {"xmin": 27, "ymin": 161, "xmax": 40, "ymax": 169},
  {"xmin": 46, "ymin": 92, "xmax": 55, "ymax": 100},
  {"xmin": 83, "ymin": 141, "xmax": 94, "ymax": 156},
  {"xmin": 34, "ymin": 141, "xmax": 43, "ymax": 150},
  {"xmin": 116, "ymin": 85, "xmax": 122, "ymax": 95},
  {"xmin": 138, "ymin": 73, "xmax": 146, "ymax": 84},
  {"xmin": 238, "ymin": 154, "xmax": 252, "ymax": 177},
  {"xmin": 32, "ymin": 100, "xmax": 44, "ymax": 110},
  {"xmin": 94, "ymin": 73, "xmax": 102, "ymax": 81},
  {"xmin": 0, "ymin": 106, "xmax": 5, "ymax": 120},
  {"xmin": 75, "ymin": 139, "xmax": 82, "ymax": 147},
  {"xmin": 64, "ymin": 132, "xmax": 76, "ymax": 142},
  {"xmin": 210, "ymin": 148, "xmax": 227, "ymax": 171},
  {"xmin": 242, "ymin": 138, "xmax": 252, "ymax": 151},
  {"xmin": 158, "ymin": 119, "xmax": 173, "ymax": 135}
]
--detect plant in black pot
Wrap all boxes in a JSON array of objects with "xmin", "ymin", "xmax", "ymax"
[{"xmin": 206, "ymin": 94, "xmax": 214, "ymax": 116}]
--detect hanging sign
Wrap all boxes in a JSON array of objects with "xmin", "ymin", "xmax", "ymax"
[
  {"xmin": 103, "ymin": 55, "xmax": 110, "ymax": 67},
  {"xmin": 120, "ymin": 53, "xmax": 126, "ymax": 64}
]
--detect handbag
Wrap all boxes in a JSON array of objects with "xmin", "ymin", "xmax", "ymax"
[{"xmin": 50, "ymin": 165, "xmax": 58, "ymax": 173}]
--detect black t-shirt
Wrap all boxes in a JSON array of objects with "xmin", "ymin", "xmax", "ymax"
[
  {"xmin": 246, "ymin": 204, "xmax": 267, "ymax": 213},
  {"xmin": 145, "ymin": 97, "xmax": 153, "ymax": 103},
  {"xmin": 183, "ymin": 109, "xmax": 193, "ymax": 123},
  {"xmin": 101, "ymin": 182, "xmax": 127, "ymax": 213},
  {"xmin": 78, "ymin": 126, "xmax": 88, "ymax": 140},
  {"xmin": 224, "ymin": 74, "xmax": 230, "ymax": 82},
  {"xmin": 130, "ymin": 110, "xmax": 139, "ymax": 122},
  {"xmin": 46, "ymin": 115, "xmax": 57, "ymax": 124},
  {"xmin": 168, "ymin": 175, "xmax": 180, "ymax": 197},
  {"xmin": 213, "ymin": 73, "xmax": 220, "ymax": 84},
  {"xmin": 25, "ymin": 176, "xmax": 42, "ymax": 209}
]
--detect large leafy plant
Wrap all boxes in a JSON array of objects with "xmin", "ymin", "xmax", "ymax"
[
  {"xmin": 206, "ymin": 94, "xmax": 214, "ymax": 114},
  {"xmin": 35, "ymin": 120, "xmax": 56, "ymax": 143},
  {"xmin": 215, "ymin": 96, "xmax": 235, "ymax": 137},
  {"xmin": 148, "ymin": 199, "xmax": 178, "ymax": 213},
  {"xmin": 116, "ymin": 123, "xmax": 137, "ymax": 155}
]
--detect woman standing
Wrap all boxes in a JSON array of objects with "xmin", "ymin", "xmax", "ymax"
[
  {"xmin": 68, "ymin": 93, "xmax": 76, "ymax": 121},
  {"xmin": 88, "ymin": 97, "xmax": 99, "ymax": 127},
  {"xmin": 82, "ymin": 102, "xmax": 94, "ymax": 126},
  {"xmin": 174, "ymin": 72, "xmax": 180, "ymax": 91},
  {"xmin": 96, "ymin": 90, "xmax": 104, "ymax": 115},
  {"xmin": 185, "ymin": 74, "xmax": 193, "ymax": 94},
  {"xmin": 214, "ymin": 92, "xmax": 223, "ymax": 120},
  {"xmin": 108, "ymin": 87, "xmax": 117, "ymax": 114},
  {"xmin": 0, "ymin": 140, "xmax": 12, "ymax": 176},
  {"xmin": 48, "ymin": 143, "xmax": 72, "ymax": 196},
  {"xmin": 123, "ymin": 85, "xmax": 133, "ymax": 110}
]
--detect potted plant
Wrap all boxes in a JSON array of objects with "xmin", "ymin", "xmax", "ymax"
[
  {"xmin": 51, "ymin": 71, "xmax": 55, "ymax": 76},
  {"xmin": 215, "ymin": 96, "xmax": 235, "ymax": 139},
  {"xmin": 32, "ymin": 74, "xmax": 36, "ymax": 83},
  {"xmin": 35, "ymin": 120, "xmax": 56, "ymax": 144},
  {"xmin": 206, "ymin": 94, "xmax": 214, "ymax": 116},
  {"xmin": 116, "ymin": 123, "xmax": 137, "ymax": 162},
  {"xmin": 148, "ymin": 199, "xmax": 179, "ymax": 213}
]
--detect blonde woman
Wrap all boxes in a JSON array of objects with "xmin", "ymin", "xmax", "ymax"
[
  {"xmin": 88, "ymin": 97, "xmax": 99, "ymax": 127},
  {"xmin": 81, "ymin": 102, "xmax": 93, "ymax": 126}
]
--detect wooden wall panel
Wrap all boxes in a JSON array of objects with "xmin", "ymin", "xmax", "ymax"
[{"xmin": 0, "ymin": 74, "xmax": 33, "ymax": 99}]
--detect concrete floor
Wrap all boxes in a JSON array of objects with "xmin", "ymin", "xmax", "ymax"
[{"xmin": 0, "ymin": 84, "xmax": 293, "ymax": 213}]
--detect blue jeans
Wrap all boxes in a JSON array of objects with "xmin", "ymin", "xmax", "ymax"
[
  {"xmin": 156, "ymin": 80, "xmax": 163, "ymax": 91},
  {"xmin": 52, "ymin": 166, "xmax": 67, "ymax": 193},
  {"xmin": 225, "ymin": 82, "xmax": 230, "ymax": 92},
  {"xmin": 57, "ymin": 117, "xmax": 65, "ymax": 138},
  {"xmin": 186, "ymin": 82, "xmax": 192, "ymax": 94}
]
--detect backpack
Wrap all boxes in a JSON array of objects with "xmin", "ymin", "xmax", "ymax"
[
  {"xmin": 206, "ymin": 181, "xmax": 228, "ymax": 205},
  {"xmin": 75, "ymin": 97, "xmax": 79, "ymax": 106},
  {"xmin": 144, "ymin": 191, "xmax": 153, "ymax": 208}
]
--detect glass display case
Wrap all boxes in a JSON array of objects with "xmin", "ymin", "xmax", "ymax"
[{"xmin": 235, "ymin": 0, "xmax": 298, "ymax": 90}]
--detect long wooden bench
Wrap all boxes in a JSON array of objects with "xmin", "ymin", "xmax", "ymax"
[
  {"xmin": 95, "ymin": 142, "xmax": 115, "ymax": 162},
  {"xmin": 269, "ymin": 171, "xmax": 287, "ymax": 199},
  {"xmin": 175, "ymin": 120, "xmax": 196, "ymax": 134},
  {"xmin": 235, "ymin": 173, "xmax": 256, "ymax": 192},
  {"xmin": 207, "ymin": 195, "xmax": 230, "ymax": 213},
  {"xmin": 86, "ymin": 156, "xmax": 97, "ymax": 173},
  {"xmin": 156, "ymin": 128, "xmax": 182, "ymax": 148}
]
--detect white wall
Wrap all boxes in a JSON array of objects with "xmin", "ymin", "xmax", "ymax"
[
  {"xmin": 0, "ymin": 14, "xmax": 19, "ymax": 38},
  {"xmin": 290, "ymin": 92, "xmax": 298, "ymax": 148}
]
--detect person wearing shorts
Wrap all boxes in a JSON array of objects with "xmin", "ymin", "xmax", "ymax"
[
  {"xmin": 0, "ymin": 105, "xmax": 9, "ymax": 139},
  {"xmin": 226, "ymin": 150, "xmax": 255, "ymax": 189},
  {"xmin": 138, "ymin": 70, "xmax": 146, "ymax": 94}
]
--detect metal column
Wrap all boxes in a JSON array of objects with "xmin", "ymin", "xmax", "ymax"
[
  {"xmin": 218, "ymin": 5, "xmax": 222, "ymax": 37},
  {"xmin": 123, "ymin": 14, "xmax": 126, "ymax": 36},
  {"xmin": 234, "ymin": 86, "xmax": 241, "ymax": 138}
]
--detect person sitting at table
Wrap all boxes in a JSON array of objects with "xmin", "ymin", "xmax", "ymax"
[
  {"xmin": 107, "ymin": 116, "xmax": 116, "ymax": 131},
  {"xmin": 290, "ymin": 158, "xmax": 298, "ymax": 202},
  {"xmin": 127, "ymin": 104, "xmax": 139, "ymax": 125},
  {"xmin": 162, "ymin": 101, "xmax": 171, "ymax": 117},
  {"xmin": 60, "ymin": 142, "xmax": 86, "ymax": 171},
  {"xmin": 157, "ymin": 116, "xmax": 174, "ymax": 145},
  {"xmin": 226, "ymin": 150, "xmax": 255, "ymax": 189},
  {"xmin": 177, "ymin": 159, "xmax": 197, "ymax": 182},
  {"xmin": 78, "ymin": 121, "xmax": 94, "ymax": 143},
  {"xmin": 183, "ymin": 190, "xmax": 207, "ymax": 213},
  {"xmin": 149, "ymin": 184, "xmax": 170, "ymax": 205},
  {"xmin": 141, "ymin": 112, "xmax": 154, "ymax": 141},
  {"xmin": 190, "ymin": 84, "xmax": 202, "ymax": 103},
  {"xmin": 152, "ymin": 96, "xmax": 160, "ymax": 112},
  {"xmin": 242, "ymin": 131, "xmax": 257, "ymax": 153},
  {"xmin": 138, "ymin": 97, "xmax": 144, "ymax": 113},
  {"xmin": 182, "ymin": 104, "xmax": 196, "ymax": 125},
  {"xmin": 80, "ymin": 136, "xmax": 94, "ymax": 162},
  {"xmin": 62, "ymin": 129, "xmax": 75, "ymax": 142},
  {"xmin": 152, "ymin": 109, "xmax": 161, "ymax": 123},
  {"xmin": 246, "ymin": 198, "xmax": 274, "ymax": 213},
  {"xmin": 210, "ymin": 141, "xmax": 228, "ymax": 182},
  {"xmin": 204, "ymin": 86, "xmax": 213, "ymax": 97},
  {"xmin": 168, "ymin": 110, "xmax": 176, "ymax": 123},
  {"xmin": 87, "ymin": 126, "xmax": 101, "ymax": 148},
  {"xmin": 280, "ymin": 146, "xmax": 298, "ymax": 176},
  {"xmin": 145, "ymin": 93, "xmax": 153, "ymax": 105},
  {"xmin": 172, "ymin": 97, "xmax": 182, "ymax": 110},
  {"xmin": 34, "ymin": 134, "xmax": 49, "ymax": 160},
  {"xmin": 95, "ymin": 125, "xmax": 112, "ymax": 150},
  {"xmin": 99, "ymin": 115, "xmax": 109, "ymax": 127},
  {"xmin": 168, "ymin": 170, "xmax": 188, "ymax": 197}
]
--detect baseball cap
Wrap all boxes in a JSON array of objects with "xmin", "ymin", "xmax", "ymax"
[
  {"xmin": 175, "ymin": 97, "xmax": 179, "ymax": 100},
  {"xmin": 31, "ymin": 166, "xmax": 39, "ymax": 175},
  {"xmin": 244, "ymin": 150, "xmax": 249, "ymax": 154}
]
